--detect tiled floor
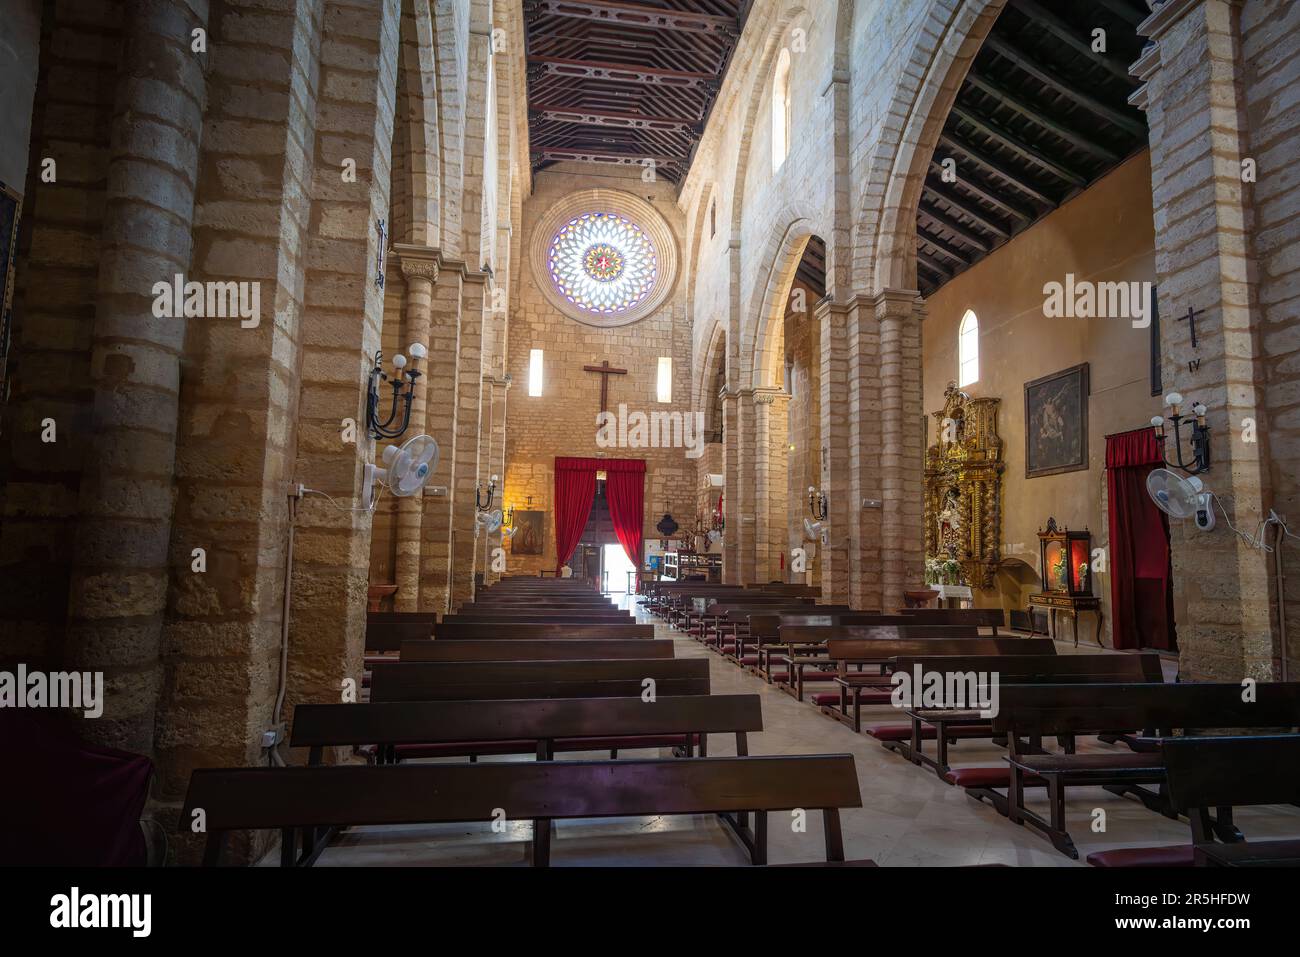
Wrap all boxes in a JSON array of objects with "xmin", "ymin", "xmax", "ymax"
[{"xmin": 290, "ymin": 598, "xmax": 1300, "ymax": 867}]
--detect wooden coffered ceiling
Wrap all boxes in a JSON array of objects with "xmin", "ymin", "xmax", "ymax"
[
  {"xmin": 915, "ymin": 0, "xmax": 1151, "ymax": 297},
  {"xmin": 524, "ymin": 0, "xmax": 750, "ymax": 184}
]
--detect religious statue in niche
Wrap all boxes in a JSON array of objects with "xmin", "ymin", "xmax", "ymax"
[{"xmin": 923, "ymin": 383, "xmax": 1004, "ymax": 589}]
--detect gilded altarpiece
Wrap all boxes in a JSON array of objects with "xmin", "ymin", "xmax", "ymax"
[{"xmin": 924, "ymin": 386, "xmax": 1005, "ymax": 589}]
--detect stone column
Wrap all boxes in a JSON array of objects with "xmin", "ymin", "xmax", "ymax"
[
  {"xmin": 720, "ymin": 387, "xmax": 741, "ymax": 583},
  {"xmin": 64, "ymin": 0, "xmax": 209, "ymax": 754},
  {"xmin": 449, "ymin": 272, "xmax": 488, "ymax": 608},
  {"xmin": 419, "ymin": 264, "xmax": 462, "ymax": 611},
  {"xmin": 875, "ymin": 288, "xmax": 925, "ymax": 613},
  {"xmin": 845, "ymin": 295, "xmax": 882, "ymax": 611},
  {"xmin": 482, "ymin": 373, "xmax": 510, "ymax": 584},
  {"xmin": 1131, "ymin": 0, "xmax": 1276, "ymax": 680},
  {"xmin": 392, "ymin": 247, "xmax": 439, "ymax": 611},
  {"xmin": 751, "ymin": 387, "xmax": 788, "ymax": 583},
  {"xmin": 817, "ymin": 298, "xmax": 851, "ymax": 604}
]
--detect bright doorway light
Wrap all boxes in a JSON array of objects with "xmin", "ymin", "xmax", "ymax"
[{"xmin": 602, "ymin": 543, "xmax": 635, "ymax": 595}]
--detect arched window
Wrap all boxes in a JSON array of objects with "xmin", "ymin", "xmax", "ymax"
[
  {"xmin": 771, "ymin": 47, "xmax": 792, "ymax": 172},
  {"xmin": 958, "ymin": 309, "xmax": 979, "ymax": 387}
]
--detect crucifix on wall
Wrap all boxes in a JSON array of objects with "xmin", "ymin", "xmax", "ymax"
[{"xmin": 583, "ymin": 359, "xmax": 628, "ymax": 415}]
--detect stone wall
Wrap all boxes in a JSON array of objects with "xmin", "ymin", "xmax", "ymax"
[{"xmin": 503, "ymin": 163, "xmax": 696, "ymax": 577}]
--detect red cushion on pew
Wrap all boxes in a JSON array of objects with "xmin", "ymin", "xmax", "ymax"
[
  {"xmin": 719, "ymin": 643, "xmax": 737, "ymax": 654},
  {"xmin": 944, "ymin": 766, "xmax": 1045, "ymax": 788},
  {"xmin": 864, "ymin": 724, "xmax": 932, "ymax": 741},
  {"xmin": 1086, "ymin": 846, "xmax": 1195, "ymax": 868},
  {"xmin": 740, "ymin": 656, "xmax": 760, "ymax": 665},
  {"xmin": 771, "ymin": 673, "xmax": 791, "ymax": 683}
]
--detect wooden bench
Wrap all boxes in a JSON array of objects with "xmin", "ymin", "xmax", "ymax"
[
  {"xmin": 993, "ymin": 682, "xmax": 1300, "ymax": 858},
  {"xmin": 291, "ymin": 693, "xmax": 762, "ymax": 766},
  {"xmin": 887, "ymin": 652, "xmax": 1162, "ymax": 778},
  {"xmin": 370, "ymin": 657, "xmax": 711, "ymax": 703},
  {"xmin": 772, "ymin": 626, "xmax": 990, "ymax": 701},
  {"xmin": 819, "ymin": 637, "xmax": 1056, "ymax": 724},
  {"xmin": 399, "ymin": 638, "xmax": 674, "ymax": 662},
  {"xmin": 431, "ymin": 622, "xmax": 654, "ymax": 640},
  {"xmin": 896, "ymin": 607, "xmax": 1006, "ymax": 634},
  {"xmin": 182, "ymin": 753, "xmax": 865, "ymax": 866},
  {"xmin": 444, "ymin": 610, "xmax": 633, "ymax": 621},
  {"xmin": 1161, "ymin": 734, "xmax": 1300, "ymax": 867}
]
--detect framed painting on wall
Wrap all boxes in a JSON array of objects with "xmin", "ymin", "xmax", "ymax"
[
  {"xmin": 511, "ymin": 509, "xmax": 545, "ymax": 555},
  {"xmin": 1024, "ymin": 362, "xmax": 1089, "ymax": 478}
]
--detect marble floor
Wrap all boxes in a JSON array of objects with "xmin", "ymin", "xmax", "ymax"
[{"xmin": 283, "ymin": 599, "xmax": 1300, "ymax": 867}]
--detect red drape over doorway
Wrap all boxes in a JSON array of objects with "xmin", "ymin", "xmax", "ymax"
[
  {"xmin": 1105, "ymin": 427, "xmax": 1177, "ymax": 651},
  {"xmin": 553, "ymin": 457, "xmax": 646, "ymax": 580}
]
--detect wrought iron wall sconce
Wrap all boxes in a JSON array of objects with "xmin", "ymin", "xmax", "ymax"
[
  {"xmin": 1151, "ymin": 391, "xmax": 1211, "ymax": 475},
  {"xmin": 475, "ymin": 474, "xmax": 499, "ymax": 512},
  {"xmin": 366, "ymin": 343, "xmax": 427, "ymax": 440},
  {"xmin": 807, "ymin": 485, "xmax": 828, "ymax": 521}
]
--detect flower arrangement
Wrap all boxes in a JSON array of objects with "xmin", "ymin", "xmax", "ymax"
[{"xmin": 924, "ymin": 557, "xmax": 964, "ymax": 586}]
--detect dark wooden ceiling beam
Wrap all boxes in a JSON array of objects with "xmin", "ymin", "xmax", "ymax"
[
  {"xmin": 526, "ymin": 0, "xmax": 739, "ymax": 36},
  {"xmin": 533, "ymin": 148, "xmax": 686, "ymax": 166},
  {"xmin": 919, "ymin": 231, "xmax": 973, "ymax": 266},
  {"xmin": 937, "ymin": 133, "xmax": 1056, "ymax": 206},
  {"xmin": 962, "ymin": 73, "xmax": 1121, "ymax": 162},
  {"xmin": 916, "ymin": 250, "xmax": 952, "ymax": 282},
  {"xmin": 948, "ymin": 103, "xmax": 1089, "ymax": 187},
  {"xmin": 917, "ymin": 202, "xmax": 992, "ymax": 251},
  {"xmin": 925, "ymin": 164, "xmax": 1034, "ymax": 226},
  {"xmin": 983, "ymin": 34, "xmax": 1146, "ymax": 136},
  {"xmin": 529, "ymin": 102, "xmax": 701, "ymax": 133},
  {"xmin": 1014, "ymin": 0, "xmax": 1135, "ymax": 85},
  {"xmin": 922, "ymin": 182, "xmax": 1015, "ymax": 238},
  {"xmin": 528, "ymin": 55, "xmax": 717, "ymax": 89}
]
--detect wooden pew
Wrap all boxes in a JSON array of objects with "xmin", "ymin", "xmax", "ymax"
[
  {"xmin": 739, "ymin": 609, "xmax": 870, "ymax": 670},
  {"xmin": 446, "ymin": 609, "xmax": 632, "ymax": 620},
  {"xmin": 370, "ymin": 658, "xmax": 711, "ymax": 703},
  {"xmin": 769, "ymin": 625, "xmax": 987, "ymax": 700},
  {"xmin": 883, "ymin": 653, "xmax": 1163, "ymax": 777},
  {"xmin": 368, "ymin": 611, "xmax": 440, "ymax": 624},
  {"xmin": 399, "ymin": 638, "xmax": 674, "ymax": 661},
  {"xmin": 992, "ymin": 682, "xmax": 1300, "ymax": 858},
  {"xmin": 291, "ymin": 693, "xmax": 761, "ymax": 766},
  {"xmin": 182, "ymin": 753, "xmax": 866, "ymax": 866},
  {"xmin": 695, "ymin": 599, "xmax": 822, "ymax": 649},
  {"xmin": 896, "ymin": 607, "xmax": 1006, "ymax": 634},
  {"xmin": 1160, "ymin": 734, "xmax": 1300, "ymax": 867},
  {"xmin": 431, "ymin": 622, "xmax": 654, "ymax": 640},
  {"xmin": 815, "ymin": 636, "xmax": 1056, "ymax": 721}
]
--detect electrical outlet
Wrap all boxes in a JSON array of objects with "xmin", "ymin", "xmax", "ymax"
[
  {"xmin": 427, "ymin": 485, "xmax": 448, "ymax": 496},
  {"xmin": 862, "ymin": 498, "xmax": 882, "ymax": 509}
]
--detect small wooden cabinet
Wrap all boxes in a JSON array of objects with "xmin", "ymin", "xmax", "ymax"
[{"xmin": 1028, "ymin": 518, "xmax": 1103, "ymax": 646}]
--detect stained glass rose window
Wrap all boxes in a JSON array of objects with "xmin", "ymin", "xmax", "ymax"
[{"xmin": 546, "ymin": 212, "xmax": 659, "ymax": 316}]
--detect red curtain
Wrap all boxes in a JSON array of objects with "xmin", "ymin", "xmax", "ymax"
[
  {"xmin": 1106, "ymin": 427, "xmax": 1177, "ymax": 651},
  {"xmin": 605, "ymin": 459, "xmax": 647, "ymax": 590},
  {"xmin": 553, "ymin": 457, "xmax": 598, "ymax": 574}
]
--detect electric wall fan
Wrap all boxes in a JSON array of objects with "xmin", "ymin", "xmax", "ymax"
[
  {"xmin": 803, "ymin": 517, "xmax": 828, "ymax": 545},
  {"xmin": 476, "ymin": 508, "xmax": 504, "ymax": 534},
  {"xmin": 1146, "ymin": 467, "xmax": 1215, "ymax": 531},
  {"xmin": 363, "ymin": 433, "xmax": 439, "ymax": 505}
]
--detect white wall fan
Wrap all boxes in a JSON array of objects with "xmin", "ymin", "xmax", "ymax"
[
  {"xmin": 803, "ymin": 517, "xmax": 828, "ymax": 545},
  {"xmin": 363, "ymin": 433, "xmax": 439, "ymax": 506},
  {"xmin": 476, "ymin": 508, "xmax": 504, "ymax": 534},
  {"xmin": 1146, "ymin": 467, "xmax": 1215, "ymax": 531}
]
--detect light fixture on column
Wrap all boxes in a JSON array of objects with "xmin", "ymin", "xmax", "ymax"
[
  {"xmin": 1150, "ymin": 391, "xmax": 1211, "ymax": 474},
  {"xmin": 808, "ymin": 485, "xmax": 828, "ymax": 521},
  {"xmin": 366, "ymin": 342, "xmax": 428, "ymax": 440},
  {"xmin": 475, "ymin": 474, "xmax": 499, "ymax": 512}
]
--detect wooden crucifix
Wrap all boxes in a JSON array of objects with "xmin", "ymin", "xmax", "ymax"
[{"xmin": 583, "ymin": 359, "xmax": 628, "ymax": 414}]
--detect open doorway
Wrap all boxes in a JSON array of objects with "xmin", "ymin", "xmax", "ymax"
[{"xmin": 602, "ymin": 543, "xmax": 636, "ymax": 596}]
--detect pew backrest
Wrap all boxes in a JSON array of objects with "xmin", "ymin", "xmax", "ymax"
[
  {"xmin": 399, "ymin": 638, "xmax": 674, "ymax": 661},
  {"xmin": 370, "ymin": 657, "xmax": 711, "ymax": 702},
  {"xmin": 290, "ymin": 693, "xmax": 762, "ymax": 752},
  {"xmin": 991, "ymin": 682, "xmax": 1300, "ymax": 736},
  {"xmin": 431, "ymin": 622, "xmax": 655, "ymax": 640},
  {"xmin": 824, "ymin": 637, "xmax": 1056, "ymax": 667},
  {"xmin": 1163, "ymin": 734, "xmax": 1300, "ymax": 813}
]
